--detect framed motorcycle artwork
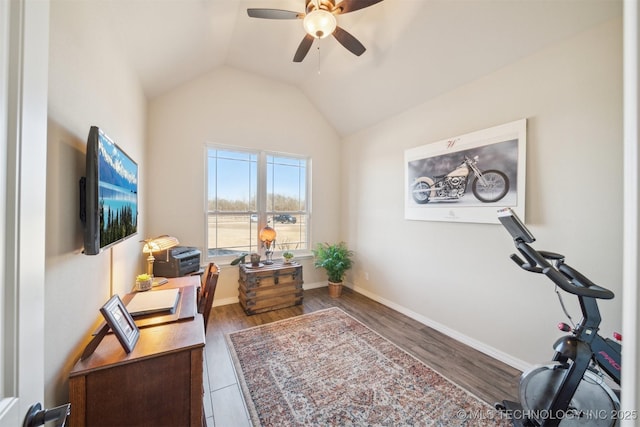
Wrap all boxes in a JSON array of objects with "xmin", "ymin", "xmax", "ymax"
[{"xmin": 404, "ymin": 119, "xmax": 526, "ymax": 224}]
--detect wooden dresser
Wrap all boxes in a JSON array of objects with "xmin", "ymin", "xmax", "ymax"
[
  {"xmin": 238, "ymin": 262, "xmax": 303, "ymax": 315},
  {"xmin": 68, "ymin": 276, "xmax": 205, "ymax": 427}
]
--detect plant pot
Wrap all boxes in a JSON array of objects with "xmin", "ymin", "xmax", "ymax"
[
  {"xmin": 327, "ymin": 281, "xmax": 343, "ymax": 298},
  {"xmin": 250, "ymin": 253, "xmax": 261, "ymax": 266},
  {"xmin": 135, "ymin": 279, "xmax": 153, "ymax": 292}
]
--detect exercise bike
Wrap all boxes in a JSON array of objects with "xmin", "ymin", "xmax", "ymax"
[{"xmin": 496, "ymin": 208, "xmax": 622, "ymax": 427}]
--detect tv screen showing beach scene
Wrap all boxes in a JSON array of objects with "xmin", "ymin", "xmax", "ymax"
[{"xmin": 97, "ymin": 130, "xmax": 138, "ymax": 249}]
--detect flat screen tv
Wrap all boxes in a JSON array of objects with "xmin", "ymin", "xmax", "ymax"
[{"xmin": 79, "ymin": 126, "xmax": 138, "ymax": 255}]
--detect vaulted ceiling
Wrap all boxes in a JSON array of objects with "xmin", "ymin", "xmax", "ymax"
[{"xmin": 103, "ymin": 0, "xmax": 622, "ymax": 136}]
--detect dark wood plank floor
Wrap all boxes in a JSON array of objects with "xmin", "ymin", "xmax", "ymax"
[{"xmin": 202, "ymin": 287, "xmax": 520, "ymax": 426}]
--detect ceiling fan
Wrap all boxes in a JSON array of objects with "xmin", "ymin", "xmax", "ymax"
[{"xmin": 247, "ymin": 0, "xmax": 383, "ymax": 62}]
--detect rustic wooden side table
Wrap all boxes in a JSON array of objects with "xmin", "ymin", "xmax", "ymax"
[{"xmin": 238, "ymin": 262, "xmax": 303, "ymax": 315}]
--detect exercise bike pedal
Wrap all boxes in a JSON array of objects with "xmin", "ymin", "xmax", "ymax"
[{"xmin": 495, "ymin": 400, "xmax": 536, "ymax": 427}]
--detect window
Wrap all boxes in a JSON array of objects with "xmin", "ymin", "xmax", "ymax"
[{"xmin": 206, "ymin": 147, "xmax": 309, "ymax": 260}]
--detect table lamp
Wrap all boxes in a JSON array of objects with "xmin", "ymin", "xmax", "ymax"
[
  {"xmin": 259, "ymin": 226, "xmax": 277, "ymax": 265},
  {"xmin": 142, "ymin": 235, "xmax": 179, "ymax": 284}
]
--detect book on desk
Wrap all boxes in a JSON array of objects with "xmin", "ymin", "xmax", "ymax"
[{"xmin": 126, "ymin": 288, "xmax": 180, "ymax": 316}]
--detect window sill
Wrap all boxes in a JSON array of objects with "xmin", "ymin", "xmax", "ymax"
[{"xmin": 213, "ymin": 252, "xmax": 314, "ymax": 268}]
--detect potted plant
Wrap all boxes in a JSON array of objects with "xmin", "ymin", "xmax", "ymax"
[
  {"xmin": 282, "ymin": 251, "xmax": 294, "ymax": 263},
  {"xmin": 313, "ymin": 242, "xmax": 353, "ymax": 298},
  {"xmin": 135, "ymin": 273, "xmax": 153, "ymax": 292}
]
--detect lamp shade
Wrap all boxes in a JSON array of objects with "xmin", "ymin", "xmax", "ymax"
[
  {"xmin": 259, "ymin": 226, "xmax": 277, "ymax": 244},
  {"xmin": 303, "ymin": 9, "xmax": 336, "ymax": 39},
  {"xmin": 142, "ymin": 235, "xmax": 179, "ymax": 253}
]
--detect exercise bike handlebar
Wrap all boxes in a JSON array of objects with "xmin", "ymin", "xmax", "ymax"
[{"xmin": 512, "ymin": 241, "xmax": 614, "ymax": 300}]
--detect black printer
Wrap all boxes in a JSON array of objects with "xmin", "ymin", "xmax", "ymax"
[{"xmin": 152, "ymin": 246, "xmax": 201, "ymax": 277}]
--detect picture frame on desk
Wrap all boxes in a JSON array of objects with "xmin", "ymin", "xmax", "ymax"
[{"xmin": 100, "ymin": 295, "xmax": 140, "ymax": 353}]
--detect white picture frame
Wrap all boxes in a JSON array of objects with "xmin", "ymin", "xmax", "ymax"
[{"xmin": 404, "ymin": 119, "xmax": 526, "ymax": 224}]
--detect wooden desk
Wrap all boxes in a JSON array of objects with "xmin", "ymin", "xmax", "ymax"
[{"xmin": 69, "ymin": 276, "xmax": 205, "ymax": 427}]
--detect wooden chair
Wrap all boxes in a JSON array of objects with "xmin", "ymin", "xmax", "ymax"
[
  {"xmin": 198, "ymin": 262, "xmax": 215, "ymax": 308},
  {"xmin": 198, "ymin": 262, "xmax": 220, "ymax": 332}
]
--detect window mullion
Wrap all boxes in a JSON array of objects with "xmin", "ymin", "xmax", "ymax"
[
  {"xmin": 256, "ymin": 152, "xmax": 267, "ymax": 249},
  {"xmin": 206, "ymin": 146, "xmax": 309, "ymax": 260}
]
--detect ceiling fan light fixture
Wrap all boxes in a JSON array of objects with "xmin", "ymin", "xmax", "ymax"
[{"xmin": 303, "ymin": 10, "xmax": 336, "ymax": 39}]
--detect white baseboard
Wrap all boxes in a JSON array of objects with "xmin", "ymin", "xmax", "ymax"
[
  {"xmin": 351, "ymin": 284, "xmax": 532, "ymax": 372},
  {"xmin": 213, "ymin": 296, "xmax": 240, "ymax": 307},
  {"xmin": 303, "ymin": 281, "xmax": 328, "ymax": 290}
]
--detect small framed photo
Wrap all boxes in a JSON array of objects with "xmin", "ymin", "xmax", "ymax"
[{"xmin": 100, "ymin": 295, "xmax": 140, "ymax": 353}]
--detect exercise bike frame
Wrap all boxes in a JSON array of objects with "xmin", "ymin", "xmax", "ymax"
[
  {"xmin": 498, "ymin": 210, "xmax": 621, "ymax": 427},
  {"xmin": 513, "ymin": 241, "xmax": 621, "ymax": 385},
  {"xmin": 551, "ymin": 295, "xmax": 621, "ymax": 385},
  {"xmin": 541, "ymin": 290, "xmax": 621, "ymax": 427}
]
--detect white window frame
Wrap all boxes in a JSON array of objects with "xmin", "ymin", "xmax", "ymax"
[{"xmin": 205, "ymin": 145, "xmax": 311, "ymax": 264}]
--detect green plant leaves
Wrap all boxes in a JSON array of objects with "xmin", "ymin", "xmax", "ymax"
[{"xmin": 313, "ymin": 242, "xmax": 354, "ymax": 283}]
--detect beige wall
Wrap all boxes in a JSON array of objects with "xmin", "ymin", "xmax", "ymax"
[
  {"xmin": 43, "ymin": 2, "xmax": 623, "ymax": 410},
  {"xmin": 45, "ymin": 0, "xmax": 147, "ymax": 407},
  {"xmin": 146, "ymin": 65, "xmax": 342, "ymax": 302},
  {"xmin": 342, "ymin": 18, "xmax": 623, "ymax": 368}
]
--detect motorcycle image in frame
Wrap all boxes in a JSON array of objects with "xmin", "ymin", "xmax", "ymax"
[{"xmin": 411, "ymin": 155, "xmax": 509, "ymax": 204}]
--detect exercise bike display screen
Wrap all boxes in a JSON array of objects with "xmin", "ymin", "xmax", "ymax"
[{"xmin": 497, "ymin": 208, "xmax": 535, "ymax": 243}]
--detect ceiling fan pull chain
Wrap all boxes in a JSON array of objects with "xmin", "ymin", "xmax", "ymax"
[{"xmin": 317, "ymin": 45, "xmax": 321, "ymax": 74}]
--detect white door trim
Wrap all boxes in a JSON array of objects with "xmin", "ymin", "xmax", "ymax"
[
  {"xmin": 622, "ymin": 1, "xmax": 639, "ymax": 424},
  {"xmin": 0, "ymin": 0, "xmax": 49, "ymax": 425}
]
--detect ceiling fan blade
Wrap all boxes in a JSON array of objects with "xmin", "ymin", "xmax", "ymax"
[
  {"xmin": 247, "ymin": 9, "xmax": 303, "ymax": 19},
  {"xmin": 332, "ymin": 26, "xmax": 366, "ymax": 56},
  {"xmin": 293, "ymin": 34, "xmax": 315, "ymax": 62},
  {"xmin": 333, "ymin": 0, "xmax": 383, "ymax": 14}
]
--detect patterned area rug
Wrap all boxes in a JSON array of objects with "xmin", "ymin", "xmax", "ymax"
[{"xmin": 226, "ymin": 307, "xmax": 511, "ymax": 426}]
